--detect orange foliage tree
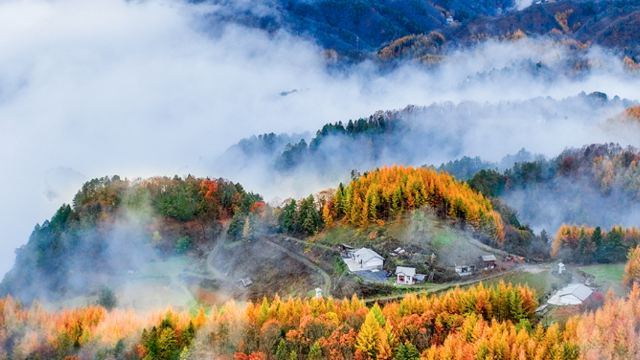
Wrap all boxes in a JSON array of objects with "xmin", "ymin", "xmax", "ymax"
[
  {"xmin": 11, "ymin": 282, "xmax": 640, "ymax": 359},
  {"xmin": 552, "ymin": 224, "xmax": 640, "ymax": 263},
  {"xmin": 329, "ymin": 165, "xmax": 504, "ymax": 242}
]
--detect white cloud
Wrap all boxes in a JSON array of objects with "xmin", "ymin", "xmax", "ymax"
[{"xmin": 0, "ymin": 0, "xmax": 639, "ymax": 277}]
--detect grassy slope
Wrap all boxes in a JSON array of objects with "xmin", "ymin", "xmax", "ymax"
[{"xmin": 578, "ymin": 263, "xmax": 627, "ymax": 297}]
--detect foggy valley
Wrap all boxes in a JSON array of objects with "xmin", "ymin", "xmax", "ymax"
[{"xmin": 2, "ymin": 0, "xmax": 640, "ymax": 359}]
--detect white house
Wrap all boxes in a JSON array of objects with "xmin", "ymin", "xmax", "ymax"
[
  {"xmin": 455, "ymin": 265, "xmax": 475, "ymax": 276},
  {"xmin": 396, "ymin": 266, "xmax": 416, "ymax": 285},
  {"xmin": 547, "ymin": 284, "xmax": 593, "ymax": 306},
  {"xmin": 351, "ymin": 248, "xmax": 384, "ymax": 270}
]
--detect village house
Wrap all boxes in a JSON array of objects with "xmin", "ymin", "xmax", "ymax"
[
  {"xmin": 455, "ymin": 264, "xmax": 475, "ymax": 276},
  {"xmin": 481, "ymin": 255, "xmax": 497, "ymax": 269},
  {"xmin": 396, "ymin": 266, "xmax": 416, "ymax": 285}
]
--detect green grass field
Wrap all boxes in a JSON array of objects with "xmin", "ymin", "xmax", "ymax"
[
  {"xmin": 578, "ymin": 263, "xmax": 627, "ymax": 297},
  {"xmin": 315, "ymin": 219, "xmax": 408, "ymax": 248}
]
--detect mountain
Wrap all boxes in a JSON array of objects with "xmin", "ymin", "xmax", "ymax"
[
  {"xmin": 202, "ymin": 0, "xmax": 514, "ymax": 58},
  {"xmin": 0, "ymin": 175, "xmax": 263, "ymax": 303},
  {"xmin": 444, "ymin": 0, "xmax": 640, "ymax": 57},
  {"xmin": 202, "ymin": 0, "xmax": 640, "ymax": 61}
]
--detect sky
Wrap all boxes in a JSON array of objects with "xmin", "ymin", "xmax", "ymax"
[{"xmin": 1, "ymin": 0, "xmax": 640, "ymax": 277}]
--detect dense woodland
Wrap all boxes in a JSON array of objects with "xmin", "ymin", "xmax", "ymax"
[
  {"xmin": 205, "ymin": 0, "xmax": 640, "ymax": 61},
  {"xmin": 552, "ymin": 224, "xmax": 640, "ymax": 264},
  {"xmin": 219, "ymin": 95, "xmax": 634, "ymax": 183},
  {"xmin": 4, "ymin": 281, "xmax": 640, "ymax": 359},
  {"xmin": 325, "ymin": 166, "xmax": 504, "ymax": 244},
  {"xmin": 205, "ymin": 0, "xmax": 513, "ymax": 57}
]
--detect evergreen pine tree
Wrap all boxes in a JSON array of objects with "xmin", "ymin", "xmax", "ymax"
[
  {"xmin": 404, "ymin": 343, "xmax": 420, "ymax": 360},
  {"xmin": 308, "ymin": 341, "xmax": 322, "ymax": 360},
  {"xmin": 275, "ymin": 339, "xmax": 288, "ymax": 360}
]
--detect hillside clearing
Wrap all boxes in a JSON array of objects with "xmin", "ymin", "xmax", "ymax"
[{"xmin": 578, "ymin": 263, "xmax": 627, "ymax": 297}]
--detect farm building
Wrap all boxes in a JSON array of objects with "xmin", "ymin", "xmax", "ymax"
[
  {"xmin": 350, "ymin": 248, "xmax": 384, "ymax": 270},
  {"xmin": 396, "ymin": 266, "xmax": 416, "ymax": 285},
  {"xmin": 338, "ymin": 243, "xmax": 355, "ymax": 254},
  {"xmin": 455, "ymin": 265, "xmax": 475, "ymax": 276},
  {"xmin": 481, "ymin": 255, "xmax": 497, "ymax": 269},
  {"xmin": 547, "ymin": 283, "xmax": 593, "ymax": 306}
]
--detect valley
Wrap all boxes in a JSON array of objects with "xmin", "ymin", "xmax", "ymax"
[{"xmin": 2, "ymin": 0, "xmax": 640, "ymax": 358}]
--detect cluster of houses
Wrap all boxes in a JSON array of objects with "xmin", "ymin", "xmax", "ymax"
[
  {"xmin": 340, "ymin": 244, "xmax": 503, "ymax": 286},
  {"xmin": 340, "ymin": 245, "xmax": 421, "ymax": 285},
  {"xmin": 339, "ymin": 244, "xmax": 598, "ymax": 312}
]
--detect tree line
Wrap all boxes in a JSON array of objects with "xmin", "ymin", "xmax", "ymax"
[
  {"xmin": 552, "ymin": 224, "xmax": 640, "ymax": 264},
  {"xmin": 6, "ymin": 281, "xmax": 640, "ymax": 359}
]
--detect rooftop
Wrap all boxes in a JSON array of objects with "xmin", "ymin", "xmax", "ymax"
[
  {"xmin": 557, "ymin": 283, "xmax": 593, "ymax": 301},
  {"xmin": 547, "ymin": 283, "xmax": 593, "ymax": 306},
  {"xmin": 482, "ymin": 255, "xmax": 497, "ymax": 262},
  {"xmin": 354, "ymin": 248, "xmax": 384, "ymax": 262},
  {"xmin": 396, "ymin": 266, "xmax": 416, "ymax": 276}
]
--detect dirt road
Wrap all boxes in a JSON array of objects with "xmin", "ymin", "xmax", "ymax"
[{"xmin": 261, "ymin": 237, "xmax": 332, "ymax": 294}]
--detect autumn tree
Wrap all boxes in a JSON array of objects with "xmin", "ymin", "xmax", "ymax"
[
  {"xmin": 624, "ymin": 246, "xmax": 640, "ymax": 286},
  {"xmin": 355, "ymin": 310, "xmax": 382, "ymax": 358}
]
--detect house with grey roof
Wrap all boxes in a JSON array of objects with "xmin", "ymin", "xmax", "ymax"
[
  {"xmin": 481, "ymin": 254, "xmax": 497, "ymax": 269},
  {"xmin": 348, "ymin": 248, "xmax": 384, "ymax": 270},
  {"xmin": 547, "ymin": 283, "xmax": 593, "ymax": 306},
  {"xmin": 396, "ymin": 266, "xmax": 416, "ymax": 285}
]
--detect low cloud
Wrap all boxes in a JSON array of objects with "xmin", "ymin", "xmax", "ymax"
[{"xmin": 0, "ymin": 0, "xmax": 639, "ymax": 277}]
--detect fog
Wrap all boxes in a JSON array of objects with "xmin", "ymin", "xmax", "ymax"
[{"xmin": 1, "ymin": 0, "xmax": 640, "ymax": 278}]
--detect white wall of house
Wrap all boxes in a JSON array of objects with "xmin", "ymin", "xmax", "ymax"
[{"xmin": 397, "ymin": 273, "xmax": 412, "ymax": 284}]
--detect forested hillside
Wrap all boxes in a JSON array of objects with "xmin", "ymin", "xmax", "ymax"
[
  {"xmin": 468, "ymin": 142, "xmax": 640, "ymax": 234},
  {"xmin": 205, "ymin": 0, "xmax": 514, "ymax": 57},
  {"xmin": 0, "ymin": 176, "xmax": 263, "ymax": 303},
  {"xmin": 206, "ymin": 0, "xmax": 640, "ymax": 61},
  {"xmin": 1, "ymin": 160, "xmax": 540, "ymax": 305},
  {"xmin": 325, "ymin": 166, "xmax": 503, "ymax": 243},
  {"xmin": 215, "ymin": 93, "xmax": 635, "ymax": 185},
  {"xmin": 443, "ymin": 0, "xmax": 640, "ymax": 58}
]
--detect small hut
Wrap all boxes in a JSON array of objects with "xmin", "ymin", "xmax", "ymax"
[{"xmin": 481, "ymin": 255, "xmax": 497, "ymax": 269}]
